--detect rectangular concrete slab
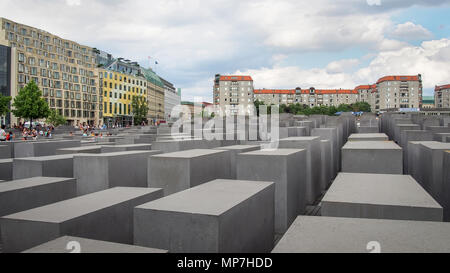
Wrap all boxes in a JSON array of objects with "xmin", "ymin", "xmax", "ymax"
[
  {"xmin": 74, "ymin": 150, "xmax": 162, "ymax": 196},
  {"xmin": 23, "ymin": 236, "xmax": 168, "ymax": 253},
  {"xmin": 443, "ymin": 151, "xmax": 450, "ymax": 221},
  {"xmin": 0, "ymin": 177, "xmax": 77, "ymax": 218},
  {"xmin": 236, "ymin": 149, "xmax": 307, "ymax": 234},
  {"xmin": 278, "ymin": 137, "xmax": 323, "ymax": 204},
  {"xmin": 417, "ymin": 142, "xmax": 450, "ymax": 206},
  {"xmin": 0, "ymin": 187, "xmax": 163, "ymax": 253},
  {"xmin": 348, "ymin": 133, "xmax": 388, "ymax": 142},
  {"xmin": 342, "ymin": 141, "xmax": 403, "ymax": 174},
  {"xmin": 100, "ymin": 144, "xmax": 153, "ymax": 153},
  {"xmin": 13, "ymin": 154, "xmax": 77, "ymax": 180},
  {"xmin": 134, "ymin": 179, "xmax": 274, "ymax": 253},
  {"xmin": 56, "ymin": 146, "xmax": 102, "ymax": 155},
  {"xmin": 14, "ymin": 140, "xmax": 81, "ymax": 158},
  {"xmin": 0, "ymin": 159, "xmax": 13, "ymax": 181},
  {"xmin": 322, "ymin": 173, "xmax": 442, "ymax": 221},
  {"xmin": 148, "ymin": 149, "xmax": 231, "ymax": 196},
  {"xmin": 213, "ymin": 145, "xmax": 261, "ymax": 179},
  {"xmin": 272, "ymin": 216, "xmax": 450, "ymax": 253},
  {"xmin": 0, "ymin": 145, "xmax": 11, "ymax": 159}
]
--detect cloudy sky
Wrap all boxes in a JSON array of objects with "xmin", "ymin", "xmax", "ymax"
[{"xmin": 2, "ymin": 0, "xmax": 450, "ymax": 101}]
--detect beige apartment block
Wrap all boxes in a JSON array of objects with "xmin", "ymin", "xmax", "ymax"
[
  {"xmin": 214, "ymin": 74, "xmax": 254, "ymax": 116},
  {"xmin": 0, "ymin": 17, "xmax": 100, "ymax": 126},
  {"xmin": 254, "ymin": 88, "xmax": 359, "ymax": 108},
  {"xmin": 435, "ymin": 84, "xmax": 450, "ymax": 108},
  {"xmin": 372, "ymin": 75, "xmax": 423, "ymax": 112}
]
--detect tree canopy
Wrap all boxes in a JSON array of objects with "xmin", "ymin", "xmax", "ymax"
[
  {"xmin": 0, "ymin": 94, "xmax": 12, "ymax": 121},
  {"xmin": 131, "ymin": 96, "xmax": 149, "ymax": 125},
  {"xmin": 46, "ymin": 109, "xmax": 67, "ymax": 127},
  {"xmin": 12, "ymin": 81, "xmax": 50, "ymax": 125}
]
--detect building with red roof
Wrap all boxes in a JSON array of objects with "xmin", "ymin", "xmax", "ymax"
[{"xmin": 435, "ymin": 84, "xmax": 450, "ymax": 108}]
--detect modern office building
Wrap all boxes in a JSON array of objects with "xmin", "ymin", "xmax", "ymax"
[
  {"xmin": 160, "ymin": 77, "xmax": 180, "ymax": 121},
  {"xmin": 435, "ymin": 84, "xmax": 450, "ymax": 108},
  {"xmin": 214, "ymin": 74, "xmax": 254, "ymax": 115},
  {"xmin": 0, "ymin": 44, "xmax": 11, "ymax": 126},
  {"xmin": 0, "ymin": 17, "xmax": 101, "ymax": 126},
  {"xmin": 142, "ymin": 67, "xmax": 165, "ymax": 123},
  {"xmin": 99, "ymin": 69, "xmax": 147, "ymax": 127}
]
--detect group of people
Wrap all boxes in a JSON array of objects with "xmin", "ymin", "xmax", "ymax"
[{"xmin": 0, "ymin": 125, "xmax": 14, "ymax": 141}]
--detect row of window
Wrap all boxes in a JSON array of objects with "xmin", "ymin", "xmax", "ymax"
[
  {"xmin": 104, "ymin": 102, "xmax": 132, "ymax": 116},
  {"xmin": 101, "ymin": 72, "xmax": 146, "ymax": 87}
]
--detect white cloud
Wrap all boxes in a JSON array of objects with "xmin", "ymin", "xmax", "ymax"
[
  {"xmin": 66, "ymin": 0, "xmax": 81, "ymax": 6},
  {"xmin": 392, "ymin": 22, "xmax": 433, "ymax": 40},
  {"xmin": 367, "ymin": 0, "xmax": 382, "ymax": 6},
  {"xmin": 0, "ymin": 0, "xmax": 447, "ymax": 100},
  {"xmin": 326, "ymin": 59, "xmax": 360, "ymax": 74},
  {"xmin": 236, "ymin": 39, "xmax": 450, "ymax": 96}
]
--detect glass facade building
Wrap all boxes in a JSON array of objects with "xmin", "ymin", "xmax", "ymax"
[{"xmin": 0, "ymin": 44, "xmax": 11, "ymax": 125}]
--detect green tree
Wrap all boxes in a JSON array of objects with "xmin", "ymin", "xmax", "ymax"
[
  {"xmin": 131, "ymin": 96, "xmax": 149, "ymax": 125},
  {"xmin": 351, "ymin": 102, "xmax": 371, "ymax": 113},
  {"xmin": 46, "ymin": 109, "xmax": 67, "ymax": 127},
  {"xmin": 12, "ymin": 81, "xmax": 50, "ymax": 127},
  {"xmin": 0, "ymin": 94, "xmax": 12, "ymax": 125},
  {"xmin": 337, "ymin": 104, "xmax": 353, "ymax": 113}
]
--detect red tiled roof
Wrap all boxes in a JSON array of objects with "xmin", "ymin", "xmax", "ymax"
[
  {"xmin": 435, "ymin": 84, "xmax": 450, "ymax": 91},
  {"xmin": 220, "ymin": 75, "xmax": 253, "ymax": 81},
  {"xmin": 355, "ymin": 85, "xmax": 372, "ymax": 90},
  {"xmin": 254, "ymin": 89, "xmax": 358, "ymax": 95},
  {"xmin": 254, "ymin": 89, "xmax": 296, "ymax": 94},
  {"xmin": 376, "ymin": 75, "xmax": 420, "ymax": 84}
]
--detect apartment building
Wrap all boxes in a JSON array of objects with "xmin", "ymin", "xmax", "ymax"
[
  {"xmin": 371, "ymin": 75, "xmax": 422, "ymax": 111},
  {"xmin": 99, "ymin": 69, "xmax": 147, "ymax": 127},
  {"xmin": 435, "ymin": 84, "xmax": 450, "ymax": 108},
  {"xmin": 142, "ymin": 67, "xmax": 165, "ymax": 122},
  {"xmin": 160, "ymin": 77, "xmax": 181, "ymax": 121},
  {"xmin": 214, "ymin": 74, "xmax": 254, "ymax": 115},
  {"xmin": 254, "ymin": 87, "xmax": 359, "ymax": 107},
  {"xmin": 0, "ymin": 17, "xmax": 100, "ymax": 126}
]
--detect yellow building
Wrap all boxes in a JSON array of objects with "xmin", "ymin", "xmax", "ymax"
[{"xmin": 100, "ymin": 69, "xmax": 147, "ymax": 127}]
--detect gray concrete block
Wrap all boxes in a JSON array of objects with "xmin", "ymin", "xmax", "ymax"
[
  {"xmin": 320, "ymin": 140, "xmax": 332, "ymax": 191},
  {"xmin": 0, "ymin": 159, "xmax": 13, "ymax": 181},
  {"xmin": 14, "ymin": 140, "xmax": 81, "ymax": 158},
  {"xmin": 134, "ymin": 179, "xmax": 274, "ymax": 253},
  {"xmin": 213, "ymin": 145, "xmax": 261, "ymax": 179},
  {"xmin": 23, "ymin": 236, "xmax": 168, "ymax": 253},
  {"xmin": 272, "ymin": 216, "xmax": 450, "ymax": 253},
  {"xmin": 417, "ymin": 142, "xmax": 450, "ymax": 206},
  {"xmin": 348, "ymin": 133, "xmax": 389, "ymax": 142},
  {"xmin": 342, "ymin": 141, "xmax": 402, "ymax": 174},
  {"xmin": 401, "ymin": 131, "xmax": 434, "ymax": 174},
  {"xmin": 74, "ymin": 150, "xmax": 162, "ymax": 196},
  {"xmin": 236, "ymin": 149, "xmax": 307, "ymax": 234},
  {"xmin": 0, "ymin": 177, "xmax": 76, "ymax": 218},
  {"xmin": 152, "ymin": 139, "xmax": 212, "ymax": 153},
  {"xmin": 311, "ymin": 128, "xmax": 339, "ymax": 177},
  {"xmin": 100, "ymin": 144, "xmax": 153, "ymax": 153},
  {"xmin": 0, "ymin": 145, "xmax": 11, "ymax": 159},
  {"xmin": 56, "ymin": 146, "xmax": 102, "ymax": 155},
  {"xmin": 357, "ymin": 126, "xmax": 379, "ymax": 133},
  {"xmin": 278, "ymin": 137, "xmax": 322, "ymax": 204},
  {"xmin": 148, "ymin": 149, "xmax": 231, "ymax": 196},
  {"xmin": 13, "ymin": 154, "xmax": 76, "ymax": 180},
  {"xmin": 322, "ymin": 173, "xmax": 442, "ymax": 221},
  {"xmin": 394, "ymin": 124, "xmax": 420, "ymax": 144},
  {"xmin": 443, "ymin": 151, "xmax": 450, "ymax": 221},
  {"xmin": 434, "ymin": 133, "xmax": 450, "ymax": 142},
  {"xmin": 0, "ymin": 187, "xmax": 163, "ymax": 253}
]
